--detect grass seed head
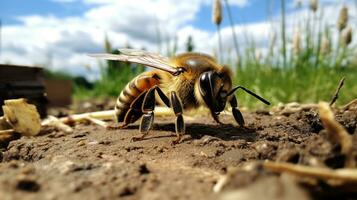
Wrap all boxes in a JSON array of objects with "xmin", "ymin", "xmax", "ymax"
[
  {"xmin": 338, "ymin": 6, "xmax": 348, "ymax": 32},
  {"xmin": 212, "ymin": 0, "xmax": 222, "ymax": 25},
  {"xmin": 341, "ymin": 26, "xmax": 352, "ymax": 47},
  {"xmin": 309, "ymin": 0, "xmax": 318, "ymax": 12}
]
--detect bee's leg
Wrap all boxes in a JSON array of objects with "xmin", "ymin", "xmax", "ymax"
[
  {"xmin": 230, "ymin": 95, "xmax": 245, "ymax": 126},
  {"xmin": 155, "ymin": 86, "xmax": 171, "ymax": 107},
  {"xmin": 132, "ymin": 87, "xmax": 156, "ymax": 142},
  {"xmin": 170, "ymin": 91, "xmax": 185, "ymax": 145},
  {"xmin": 210, "ymin": 111, "xmax": 224, "ymax": 124}
]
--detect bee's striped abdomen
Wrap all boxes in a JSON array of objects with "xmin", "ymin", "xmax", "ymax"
[{"xmin": 115, "ymin": 72, "xmax": 161, "ymax": 122}]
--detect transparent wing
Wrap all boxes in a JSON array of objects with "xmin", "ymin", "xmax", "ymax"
[{"xmin": 89, "ymin": 49, "xmax": 181, "ymax": 75}]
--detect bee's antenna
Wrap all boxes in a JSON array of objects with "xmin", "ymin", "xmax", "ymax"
[{"xmin": 228, "ymin": 86, "xmax": 270, "ymax": 105}]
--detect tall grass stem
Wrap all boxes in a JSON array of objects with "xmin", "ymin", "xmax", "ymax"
[
  {"xmin": 280, "ymin": 0, "xmax": 287, "ymax": 68},
  {"xmin": 224, "ymin": 0, "xmax": 241, "ymax": 69}
]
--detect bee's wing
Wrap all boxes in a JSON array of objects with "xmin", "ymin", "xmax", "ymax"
[{"xmin": 89, "ymin": 49, "xmax": 180, "ymax": 75}]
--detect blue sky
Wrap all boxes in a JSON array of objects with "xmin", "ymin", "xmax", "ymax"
[
  {"xmin": 0, "ymin": 0, "xmax": 92, "ymax": 24},
  {"xmin": 0, "ymin": 0, "xmax": 355, "ymax": 80},
  {"xmin": 0, "ymin": 0, "xmax": 282, "ymax": 30}
]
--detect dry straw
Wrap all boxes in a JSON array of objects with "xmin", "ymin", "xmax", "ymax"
[
  {"xmin": 212, "ymin": 0, "xmax": 222, "ymax": 25},
  {"xmin": 309, "ymin": 0, "xmax": 318, "ymax": 12},
  {"xmin": 338, "ymin": 6, "xmax": 348, "ymax": 32}
]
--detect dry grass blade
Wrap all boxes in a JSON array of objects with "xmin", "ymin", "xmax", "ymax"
[
  {"xmin": 59, "ymin": 107, "xmax": 174, "ymax": 125},
  {"xmin": 263, "ymin": 161, "xmax": 357, "ymax": 184},
  {"xmin": 319, "ymin": 102, "xmax": 355, "ymax": 168},
  {"xmin": 59, "ymin": 110, "xmax": 115, "ymax": 124},
  {"xmin": 329, "ymin": 77, "xmax": 345, "ymax": 106},
  {"xmin": 56, "ymin": 107, "xmax": 186, "ymax": 130},
  {"xmin": 342, "ymin": 99, "xmax": 357, "ymax": 110}
]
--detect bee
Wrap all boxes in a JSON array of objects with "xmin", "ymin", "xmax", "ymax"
[{"xmin": 91, "ymin": 49, "xmax": 270, "ymax": 144}]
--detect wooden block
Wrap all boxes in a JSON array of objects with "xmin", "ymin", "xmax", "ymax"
[{"xmin": 44, "ymin": 79, "xmax": 72, "ymax": 107}]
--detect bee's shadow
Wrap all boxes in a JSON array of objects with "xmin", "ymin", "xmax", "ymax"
[{"xmin": 124, "ymin": 122, "xmax": 258, "ymax": 142}]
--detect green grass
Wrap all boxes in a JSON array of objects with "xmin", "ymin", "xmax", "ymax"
[{"xmin": 235, "ymin": 64, "xmax": 357, "ymax": 108}]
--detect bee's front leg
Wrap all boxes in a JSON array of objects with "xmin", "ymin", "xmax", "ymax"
[
  {"xmin": 170, "ymin": 91, "xmax": 185, "ymax": 145},
  {"xmin": 230, "ymin": 95, "xmax": 245, "ymax": 127}
]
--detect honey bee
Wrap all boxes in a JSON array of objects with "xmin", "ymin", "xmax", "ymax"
[{"xmin": 91, "ymin": 49, "xmax": 270, "ymax": 144}]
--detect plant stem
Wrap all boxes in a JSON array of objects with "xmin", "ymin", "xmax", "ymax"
[
  {"xmin": 217, "ymin": 25, "xmax": 223, "ymax": 63},
  {"xmin": 224, "ymin": 0, "xmax": 241, "ymax": 69},
  {"xmin": 280, "ymin": 0, "xmax": 287, "ymax": 68}
]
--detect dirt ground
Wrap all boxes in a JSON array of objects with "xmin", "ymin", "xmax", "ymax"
[{"xmin": 0, "ymin": 104, "xmax": 356, "ymax": 200}]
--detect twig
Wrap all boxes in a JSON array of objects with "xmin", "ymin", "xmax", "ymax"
[
  {"xmin": 329, "ymin": 77, "xmax": 345, "ymax": 106},
  {"xmin": 84, "ymin": 117, "xmax": 108, "ymax": 128},
  {"xmin": 263, "ymin": 161, "xmax": 357, "ymax": 184},
  {"xmin": 42, "ymin": 116, "xmax": 73, "ymax": 134},
  {"xmin": 59, "ymin": 110, "xmax": 115, "ymax": 124},
  {"xmin": 0, "ymin": 129, "xmax": 15, "ymax": 135},
  {"xmin": 59, "ymin": 107, "xmax": 176, "ymax": 125},
  {"xmin": 342, "ymin": 98, "xmax": 357, "ymax": 110}
]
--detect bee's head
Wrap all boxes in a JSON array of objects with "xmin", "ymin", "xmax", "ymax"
[{"xmin": 198, "ymin": 71, "xmax": 231, "ymax": 114}]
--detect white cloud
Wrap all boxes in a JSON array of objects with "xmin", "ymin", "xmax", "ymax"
[
  {"xmin": 1, "ymin": 0, "xmax": 210, "ymax": 79},
  {"xmin": 226, "ymin": 0, "xmax": 249, "ymax": 7}
]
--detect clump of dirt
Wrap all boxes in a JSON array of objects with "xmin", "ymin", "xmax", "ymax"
[{"xmin": 0, "ymin": 107, "xmax": 356, "ymax": 199}]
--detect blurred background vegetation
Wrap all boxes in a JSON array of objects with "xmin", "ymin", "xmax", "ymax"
[{"xmin": 45, "ymin": 0, "xmax": 357, "ymax": 109}]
